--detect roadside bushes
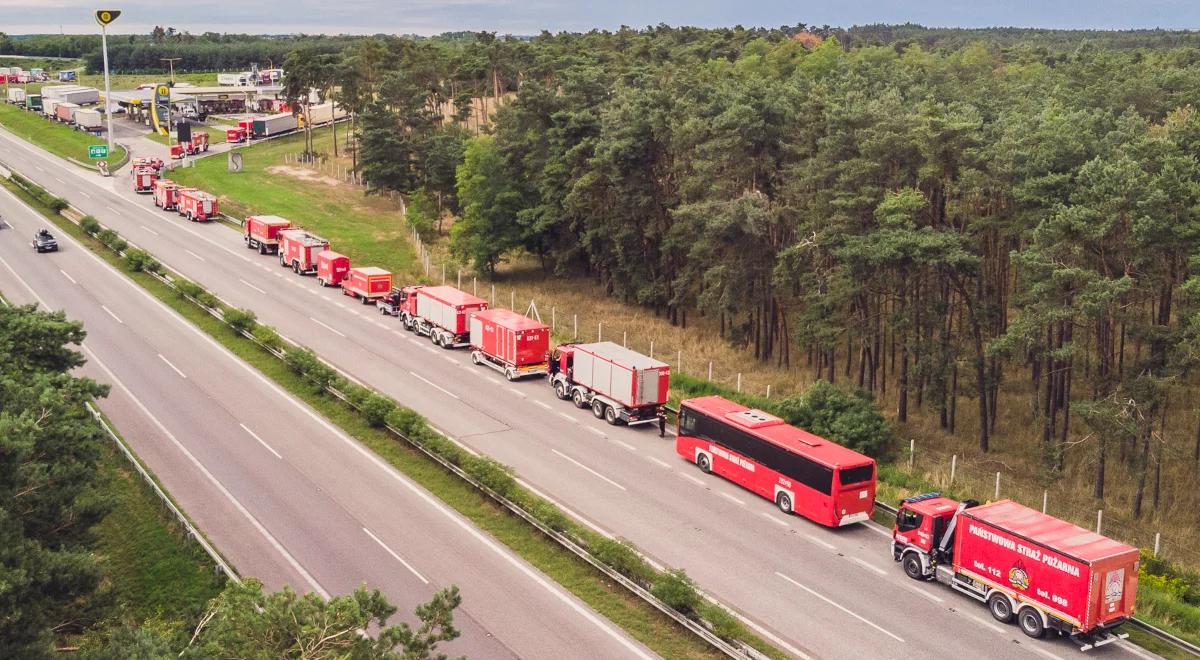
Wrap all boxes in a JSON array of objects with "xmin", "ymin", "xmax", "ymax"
[
  {"xmin": 80, "ymin": 215, "xmax": 101, "ymax": 235},
  {"xmin": 96, "ymin": 229, "xmax": 127, "ymax": 253},
  {"xmin": 223, "ymin": 308, "xmax": 257, "ymax": 334},
  {"xmin": 123, "ymin": 248, "xmax": 160, "ymax": 273},
  {"xmin": 10, "ymin": 173, "xmax": 68, "ymax": 211}
]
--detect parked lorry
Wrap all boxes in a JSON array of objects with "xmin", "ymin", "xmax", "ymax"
[
  {"xmin": 7, "ymin": 88, "xmax": 25, "ymax": 104},
  {"xmin": 891, "ymin": 494, "xmax": 1138, "ymax": 649},
  {"xmin": 342, "ymin": 267, "xmax": 392, "ymax": 304},
  {"xmin": 25, "ymin": 94, "xmax": 42, "ymax": 112},
  {"xmin": 57, "ymin": 88, "xmax": 99, "ymax": 105},
  {"xmin": 133, "ymin": 168, "xmax": 158, "ymax": 194},
  {"xmin": 58, "ymin": 70, "xmax": 77, "ymax": 82},
  {"xmin": 316, "ymin": 251, "xmax": 350, "ymax": 287},
  {"xmin": 178, "ymin": 189, "xmax": 219, "ymax": 222},
  {"xmin": 54, "ymin": 102, "xmax": 79, "ymax": 123},
  {"xmin": 73, "ymin": 108, "xmax": 103, "ymax": 131},
  {"xmin": 390, "ymin": 285, "xmax": 488, "ymax": 348},
  {"xmin": 304, "ymin": 102, "xmax": 346, "ymax": 126},
  {"xmin": 153, "ymin": 180, "xmax": 182, "ymax": 210},
  {"xmin": 251, "ymin": 112, "xmax": 297, "ymax": 137},
  {"xmin": 550, "ymin": 342, "xmax": 670, "ymax": 426},
  {"xmin": 468, "ymin": 308, "xmax": 550, "ymax": 381},
  {"xmin": 278, "ymin": 229, "xmax": 329, "ymax": 275},
  {"xmin": 243, "ymin": 215, "xmax": 292, "ymax": 254}
]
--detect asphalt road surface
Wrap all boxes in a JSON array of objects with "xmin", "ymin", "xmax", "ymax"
[
  {"xmin": 0, "ymin": 126, "xmax": 1161, "ymax": 660},
  {"xmin": 0, "ymin": 175, "xmax": 655, "ymax": 660}
]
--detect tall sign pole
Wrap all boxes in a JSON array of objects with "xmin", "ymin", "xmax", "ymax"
[{"xmin": 95, "ymin": 10, "xmax": 121, "ymax": 158}]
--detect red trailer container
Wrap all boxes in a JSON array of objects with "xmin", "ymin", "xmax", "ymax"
[
  {"xmin": 469, "ymin": 308, "xmax": 550, "ymax": 380},
  {"xmin": 133, "ymin": 168, "xmax": 157, "ymax": 194},
  {"xmin": 316, "ymin": 251, "xmax": 350, "ymax": 287},
  {"xmin": 238, "ymin": 119, "xmax": 254, "ymax": 134},
  {"xmin": 394, "ymin": 285, "xmax": 488, "ymax": 347},
  {"xmin": 169, "ymin": 143, "xmax": 185, "ymax": 159},
  {"xmin": 892, "ymin": 495, "xmax": 1138, "ymax": 649},
  {"xmin": 243, "ymin": 215, "xmax": 292, "ymax": 254},
  {"xmin": 178, "ymin": 189, "xmax": 218, "ymax": 222},
  {"xmin": 226, "ymin": 127, "xmax": 246, "ymax": 143},
  {"xmin": 277, "ymin": 229, "xmax": 329, "ymax": 275},
  {"xmin": 341, "ymin": 267, "xmax": 391, "ymax": 304},
  {"xmin": 152, "ymin": 179, "xmax": 181, "ymax": 210},
  {"xmin": 550, "ymin": 341, "xmax": 670, "ymax": 426}
]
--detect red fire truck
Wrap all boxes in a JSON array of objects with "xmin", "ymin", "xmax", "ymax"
[
  {"xmin": 676, "ymin": 395, "xmax": 876, "ymax": 525},
  {"xmin": 469, "ymin": 308, "xmax": 550, "ymax": 381},
  {"xmin": 891, "ymin": 495, "xmax": 1138, "ymax": 649},
  {"xmin": 387, "ymin": 285, "xmax": 488, "ymax": 348},
  {"xmin": 316, "ymin": 251, "xmax": 351, "ymax": 287},
  {"xmin": 178, "ymin": 189, "xmax": 218, "ymax": 222},
  {"xmin": 550, "ymin": 342, "xmax": 669, "ymax": 426},
  {"xmin": 152, "ymin": 179, "xmax": 181, "ymax": 211},
  {"xmin": 243, "ymin": 215, "xmax": 292, "ymax": 254},
  {"xmin": 132, "ymin": 168, "xmax": 158, "ymax": 194},
  {"xmin": 226, "ymin": 127, "xmax": 247, "ymax": 143},
  {"xmin": 277, "ymin": 229, "xmax": 329, "ymax": 275},
  {"xmin": 341, "ymin": 267, "xmax": 392, "ymax": 304}
]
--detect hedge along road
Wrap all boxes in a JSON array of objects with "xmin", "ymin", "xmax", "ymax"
[
  {"xmin": 0, "ymin": 173, "xmax": 655, "ymax": 659},
  {"xmin": 0, "ymin": 126, "xmax": 1161, "ymax": 660}
]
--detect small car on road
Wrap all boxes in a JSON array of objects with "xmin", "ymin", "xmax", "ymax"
[{"xmin": 32, "ymin": 229, "xmax": 58, "ymax": 253}]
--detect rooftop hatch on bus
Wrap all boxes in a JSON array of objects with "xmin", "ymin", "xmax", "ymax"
[{"xmin": 724, "ymin": 409, "xmax": 787, "ymax": 430}]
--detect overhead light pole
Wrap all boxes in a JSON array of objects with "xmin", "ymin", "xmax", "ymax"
[
  {"xmin": 161, "ymin": 57, "xmax": 182, "ymax": 84},
  {"xmin": 95, "ymin": 9, "xmax": 121, "ymax": 160}
]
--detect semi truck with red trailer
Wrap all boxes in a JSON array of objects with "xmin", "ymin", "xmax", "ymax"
[
  {"xmin": 133, "ymin": 168, "xmax": 158, "ymax": 194},
  {"xmin": 342, "ymin": 267, "xmax": 392, "ymax": 304},
  {"xmin": 316, "ymin": 251, "xmax": 350, "ymax": 287},
  {"xmin": 550, "ymin": 342, "xmax": 670, "ymax": 426},
  {"xmin": 243, "ymin": 215, "xmax": 292, "ymax": 254},
  {"xmin": 153, "ymin": 180, "xmax": 181, "ymax": 211},
  {"xmin": 389, "ymin": 285, "xmax": 488, "ymax": 348},
  {"xmin": 178, "ymin": 189, "xmax": 219, "ymax": 222},
  {"xmin": 891, "ymin": 494, "xmax": 1138, "ymax": 649},
  {"xmin": 278, "ymin": 229, "xmax": 329, "ymax": 275},
  {"xmin": 469, "ymin": 309, "xmax": 550, "ymax": 381}
]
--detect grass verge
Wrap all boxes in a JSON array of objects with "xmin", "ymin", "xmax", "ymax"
[
  {"xmin": 4, "ymin": 175, "xmax": 757, "ymax": 660},
  {"xmin": 0, "ymin": 101, "xmax": 126, "ymax": 167}
]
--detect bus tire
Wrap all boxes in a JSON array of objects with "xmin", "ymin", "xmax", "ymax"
[
  {"xmin": 471, "ymin": 352, "xmax": 482, "ymax": 365},
  {"xmin": 902, "ymin": 553, "xmax": 926, "ymax": 581},
  {"xmin": 604, "ymin": 405, "xmax": 619, "ymax": 425},
  {"xmin": 572, "ymin": 390, "xmax": 587, "ymax": 409},
  {"xmin": 988, "ymin": 593, "xmax": 1014, "ymax": 623},
  {"xmin": 505, "ymin": 368, "xmax": 516, "ymax": 382},
  {"xmin": 592, "ymin": 401, "xmax": 605, "ymax": 419},
  {"xmin": 697, "ymin": 453, "xmax": 711, "ymax": 474},
  {"xmin": 554, "ymin": 382, "xmax": 569, "ymax": 400},
  {"xmin": 1018, "ymin": 608, "xmax": 1044, "ymax": 639},
  {"xmin": 776, "ymin": 492, "xmax": 793, "ymax": 515}
]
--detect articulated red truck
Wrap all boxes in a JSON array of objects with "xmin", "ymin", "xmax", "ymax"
[
  {"xmin": 244, "ymin": 215, "xmax": 292, "ymax": 254},
  {"xmin": 892, "ymin": 494, "xmax": 1138, "ymax": 649},
  {"xmin": 277, "ymin": 229, "xmax": 328, "ymax": 275},
  {"xmin": 132, "ymin": 168, "xmax": 158, "ymax": 194},
  {"xmin": 469, "ymin": 308, "xmax": 550, "ymax": 380},
  {"xmin": 178, "ymin": 189, "xmax": 218, "ymax": 222},
  {"xmin": 550, "ymin": 342, "xmax": 669, "ymax": 426},
  {"xmin": 382, "ymin": 285, "xmax": 488, "ymax": 348},
  {"xmin": 342, "ymin": 267, "xmax": 391, "ymax": 304},
  {"xmin": 153, "ymin": 179, "xmax": 181, "ymax": 211},
  {"xmin": 316, "ymin": 251, "xmax": 350, "ymax": 287}
]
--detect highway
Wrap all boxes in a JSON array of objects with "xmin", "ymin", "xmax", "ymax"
[
  {"xmin": 0, "ymin": 125, "xmax": 1160, "ymax": 660},
  {"xmin": 0, "ymin": 172, "xmax": 655, "ymax": 660}
]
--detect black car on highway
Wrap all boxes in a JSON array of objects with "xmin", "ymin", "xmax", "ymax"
[{"xmin": 32, "ymin": 229, "xmax": 58, "ymax": 253}]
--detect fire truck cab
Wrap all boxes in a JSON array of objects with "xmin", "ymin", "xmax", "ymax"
[{"xmin": 891, "ymin": 493, "xmax": 976, "ymax": 580}]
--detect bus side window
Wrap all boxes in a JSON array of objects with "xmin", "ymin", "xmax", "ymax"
[{"xmin": 680, "ymin": 410, "xmax": 697, "ymax": 435}]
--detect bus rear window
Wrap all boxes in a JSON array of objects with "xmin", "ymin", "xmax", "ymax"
[{"xmin": 839, "ymin": 464, "xmax": 874, "ymax": 486}]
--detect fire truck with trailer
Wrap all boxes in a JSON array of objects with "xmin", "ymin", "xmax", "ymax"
[
  {"xmin": 153, "ymin": 180, "xmax": 181, "ymax": 211},
  {"xmin": 316, "ymin": 251, "xmax": 351, "ymax": 287},
  {"xmin": 391, "ymin": 285, "xmax": 488, "ymax": 348},
  {"xmin": 891, "ymin": 494, "xmax": 1138, "ymax": 649},
  {"xmin": 341, "ymin": 267, "xmax": 392, "ymax": 304},
  {"xmin": 178, "ymin": 189, "xmax": 218, "ymax": 222},
  {"xmin": 469, "ymin": 308, "xmax": 550, "ymax": 381},
  {"xmin": 132, "ymin": 168, "xmax": 158, "ymax": 194},
  {"xmin": 550, "ymin": 342, "xmax": 670, "ymax": 426},
  {"xmin": 243, "ymin": 215, "xmax": 292, "ymax": 254},
  {"xmin": 277, "ymin": 229, "xmax": 329, "ymax": 275}
]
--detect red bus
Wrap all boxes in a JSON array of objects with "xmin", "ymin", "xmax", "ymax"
[{"xmin": 676, "ymin": 396, "xmax": 876, "ymax": 526}]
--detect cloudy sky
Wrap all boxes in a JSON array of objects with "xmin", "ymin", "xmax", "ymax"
[{"xmin": 4, "ymin": 0, "xmax": 1199, "ymax": 36}]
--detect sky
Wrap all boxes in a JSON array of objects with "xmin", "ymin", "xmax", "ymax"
[{"xmin": 3, "ymin": 0, "xmax": 1198, "ymax": 36}]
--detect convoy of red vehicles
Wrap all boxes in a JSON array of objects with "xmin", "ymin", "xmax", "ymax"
[{"xmin": 121, "ymin": 149, "xmax": 1147, "ymax": 651}]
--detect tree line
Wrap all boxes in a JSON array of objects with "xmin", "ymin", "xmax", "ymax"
[{"xmin": 349, "ymin": 27, "xmax": 1200, "ymax": 519}]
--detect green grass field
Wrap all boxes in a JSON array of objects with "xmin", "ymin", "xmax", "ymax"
[
  {"xmin": 170, "ymin": 131, "xmax": 415, "ymax": 275},
  {"xmin": 0, "ymin": 101, "xmax": 126, "ymax": 167}
]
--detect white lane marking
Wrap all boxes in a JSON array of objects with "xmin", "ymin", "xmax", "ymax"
[
  {"xmin": 805, "ymin": 534, "xmax": 837, "ymax": 551},
  {"xmin": 309, "ymin": 316, "xmax": 345, "ymax": 337},
  {"xmin": 273, "ymin": 271, "xmax": 284, "ymax": 278},
  {"xmin": 613, "ymin": 439, "xmax": 637, "ymax": 452},
  {"xmin": 374, "ymin": 321, "xmax": 390, "ymax": 330},
  {"xmin": 586, "ymin": 427, "xmax": 606, "ymax": 438},
  {"xmin": 442, "ymin": 355, "xmax": 456, "ymax": 365},
  {"xmin": 79, "ymin": 191, "xmax": 91, "ymax": 198},
  {"xmin": 852, "ymin": 556, "xmax": 888, "ymax": 576},
  {"xmin": 307, "ymin": 288, "xmax": 321, "ymax": 297},
  {"xmin": 533, "ymin": 400, "xmax": 553, "ymax": 410},
  {"xmin": 54, "ymin": 176, "xmax": 65, "ymax": 184},
  {"xmin": 106, "ymin": 205, "xmax": 118, "ymax": 214},
  {"xmin": 140, "ymin": 225, "xmax": 159, "ymax": 236},
  {"xmin": 1116, "ymin": 640, "xmax": 1159, "ymax": 660},
  {"xmin": 238, "ymin": 278, "xmax": 266, "ymax": 294},
  {"xmin": 551, "ymin": 449, "xmax": 627, "ymax": 491},
  {"xmin": 101, "ymin": 304, "xmax": 123, "ymax": 324},
  {"xmin": 509, "ymin": 387, "xmax": 526, "ymax": 398},
  {"xmin": 184, "ymin": 249, "xmax": 206, "ymax": 262},
  {"xmin": 409, "ymin": 371, "xmax": 460, "ymax": 400},
  {"xmin": 348, "ymin": 309, "xmax": 361, "ymax": 317},
  {"xmin": 421, "ymin": 345, "xmax": 439, "ymax": 355},
  {"xmin": 760, "ymin": 511, "xmax": 790, "ymax": 527},
  {"xmin": 718, "ymin": 491, "xmax": 745, "ymax": 506},
  {"xmin": 157, "ymin": 353, "xmax": 187, "ymax": 378},
  {"xmin": 558, "ymin": 411, "xmax": 578, "ymax": 424},
  {"xmin": 680, "ymin": 472, "xmax": 706, "ymax": 487},
  {"xmin": 240, "ymin": 423, "xmax": 281, "ymax": 459},
  {"xmin": 649, "ymin": 456, "xmax": 672, "ymax": 469},
  {"xmin": 35, "ymin": 164, "xmax": 45, "ymax": 172},
  {"xmin": 363, "ymin": 527, "xmax": 430, "ymax": 585},
  {"xmin": 900, "ymin": 581, "xmax": 945, "ymax": 603},
  {"xmin": 60, "ymin": 269, "xmax": 77, "ymax": 284},
  {"xmin": 776, "ymin": 572, "xmax": 904, "ymax": 643},
  {"xmin": 80, "ymin": 346, "xmax": 328, "ymax": 599},
  {"xmin": 1028, "ymin": 644, "xmax": 1066, "ymax": 660},
  {"xmin": 964, "ymin": 612, "xmax": 1006, "ymax": 634}
]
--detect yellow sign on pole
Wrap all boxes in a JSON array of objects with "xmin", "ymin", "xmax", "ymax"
[{"xmin": 95, "ymin": 10, "xmax": 121, "ymax": 26}]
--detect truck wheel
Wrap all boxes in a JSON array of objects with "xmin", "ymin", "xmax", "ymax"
[
  {"xmin": 776, "ymin": 492, "xmax": 793, "ymax": 515},
  {"xmin": 471, "ymin": 352, "xmax": 482, "ymax": 365},
  {"xmin": 361, "ymin": 296, "xmax": 372, "ymax": 305},
  {"xmin": 572, "ymin": 389, "xmax": 587, "ymax": 409},
  {"xmin": 592, "ymin": 401, "xmax": 605, "ymax": 419},
  {"xmin": 292, "ymin": 262, "xmax": 300, "ymax": 274},
  {"xmin": 604, "ymin": 406, "xmax": 620, "ymax": 425},
  {"xmin": 987, "ymin": 593, "xmax": 1014, "ymax": 623},
  {"xmin": 505, "ymin": 369, "xmax": 516, "ymax": 382},
  {"xmin": 317, "ymin": 278, "xmax": 326, "ymax": 287},
  {"xmin": 902, "ymin": 553, "xmax": 927, "ymax": 581},
  {"xmin": 279, "ymin": 254, "xmax": 286, "ymax": 266},
  {"xmin": 379, "ymin": 305, "xmax": 388, "ymax": 315},
  {"xmin": 1018, "ymin": 608, "xmax": 1044, "ymax": 639},
  {"xmin": 258, "ymin": 244, "xmax": 267, "ymax": 255},
  {"xmin": 554, "ymin": 382, "xmax": 569, "ymax": 400},
  {"xmin": 697, "ymin": 453, "xmax": 712, "ymax": 473}
]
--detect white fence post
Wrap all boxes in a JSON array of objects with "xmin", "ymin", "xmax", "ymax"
[
  {"xmin": 766, "ymin": 384, "xmax": 771, "ymax": 399},
  {"xmin": 909, "ymin": 439, "xmax": 915, "ymax": 468},
  {"xmin": 552, "ymin": 306, "xmax": 556, "ymax": 331},
  {"xmin": 649, "ymin": 341, "xmax": 654, "ymax": 359},
  {"xmin": 574, "ymin": 314, "xmax": 578, "ymax": 338},
  {"xmin": 994, "ymin": 472, "xmax": 1001, "ymax": 500},
  {"xmin": 473, "ymin": 277, "xmax": 477, "ymax": 296},
  {"xmin": 1042, "ymin": 490, "xmax": 1048, "ymax": 513},
  {"xmin": 708, "ymin": 361, "xmax": 713, "ymax": 381},
  {"xmin": 623, "ymin": 331, "xmax": 627, "ymax": 348},
  {"xmin": 1096, "ymin": 510, "xmax": 1103, "ymax": 535},
  {"xmin": 457, "ymin": 269, "xmax": 461, "ymax": 289},
  {"xmin": 737, "ymin": 373, "xmax": 741, "ymax": 392},
  {"xmin": 598, "ymin": 322, "xmax": 603, "ymax": 342},
  {"xmin": 1154, "ymin": 532, "xmax": 1161, "ymax": 557},
  {"xmin": 441, "ymin": 264, "xmax": 445, "ymax": 284},
  {"xmin": 949, "ymin": 454, "xmax": 956, "ymax": 485}
]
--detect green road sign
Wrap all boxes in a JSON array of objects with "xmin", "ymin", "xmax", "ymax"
[{"xmin": 88, "ymin": 145, "xmax": 109, "ymax": 159}]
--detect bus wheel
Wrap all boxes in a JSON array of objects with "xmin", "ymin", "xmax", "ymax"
[
  {"xmin": 505, "ymin": 368, "xmax": 516, "ymax": 382},
  {"xmin": 471, "ymin": 352, "xmax": 482, "ymax": 365},
  {"xmin": 775, "ymin": 492, "xmax": 793, "ymax": 515},
  {"xmin": 592, "ymin": 401, "xmax": 605, "ymax": 419},
  {"xmin": 1018, "ymin": 608, "xmax": 1044, "ymax": 639},
  {"xmin": 987, "ymin": 593, "xmax": 1014, "ymax": 623},
  {"xmin": 902, "ymin": 553, "xmax": 926, "ymax": 581},
  {"xmin": 697, "ymin": 453, "xmax": 711, "ymax": 473}
]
